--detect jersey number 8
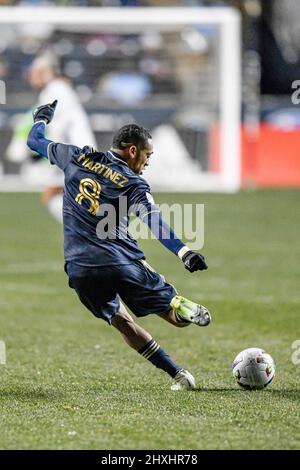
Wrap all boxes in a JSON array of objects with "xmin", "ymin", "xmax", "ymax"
[{"xmin": 75, "ymin": 178, "xmax": 101, "ymax": 215}]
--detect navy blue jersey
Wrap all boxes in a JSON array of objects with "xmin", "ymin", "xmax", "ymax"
[{"xmin": 48, "ymin": 143, "xmax": 155, "ymax": 266}]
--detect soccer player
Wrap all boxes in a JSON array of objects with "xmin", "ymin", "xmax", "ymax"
[{"xmin": 27, "ymin": 101, "xmax": 211, "ymax": 390}]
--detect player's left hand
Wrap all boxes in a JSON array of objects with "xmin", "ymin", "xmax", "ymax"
[
  {"xmin": 33, "ymin": 100, "xmax": 58, "ymax": 124},
  {"xmin": 182, "ymin": 250, "xmax": 208, "ymax": 272}
]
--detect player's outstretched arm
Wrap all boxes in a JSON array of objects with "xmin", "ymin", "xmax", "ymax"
[
  {"xmin": 142, "ymin": 210, "xmax": 208, "ymax": 272},
  {"xmin": 27, "ymin": 100, "xmax": 57, "ymax": 158},
  {"xmin": 27, "ymin": 121, "xmax": 52, "ymax": 158}
]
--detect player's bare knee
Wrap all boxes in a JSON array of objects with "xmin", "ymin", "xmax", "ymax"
[{"xmin": 42, "ymin": 186, "xmax": 63, "ymax": 205}]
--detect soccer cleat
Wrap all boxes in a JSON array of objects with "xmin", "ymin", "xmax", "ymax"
[
  {"xmin": 171, "ymin": 369, "xmax": 196, "ymax": 390},
  {"xmin": 170, "ymin": 295, "xmax": 211, "ymax": 327}
]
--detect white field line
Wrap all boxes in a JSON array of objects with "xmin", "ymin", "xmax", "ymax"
[
  {"xmin": 1, "ymin": 261, "xmax": 62, "ymax": 274},
  {"xmin": 1, "ymin": 282, "xmax": 60, "ymax": 295}
]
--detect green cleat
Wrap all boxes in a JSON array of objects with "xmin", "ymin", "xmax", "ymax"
[{"xmin": 170, "ymin": 295, "xmax": 211, "ymax": 327}]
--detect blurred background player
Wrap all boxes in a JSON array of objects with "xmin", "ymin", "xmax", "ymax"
[{"xmin": 5, "ymin": 53, "xmax": 97, "ymax": 223}]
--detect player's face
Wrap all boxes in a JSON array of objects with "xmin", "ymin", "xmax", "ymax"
[
  {"xmin": 129, "ymin": 139, "xmax": 153, "ymax": 174},
  {"xmin": 29, "ymin": 66, "xmax": 53, "ymax": 90}
]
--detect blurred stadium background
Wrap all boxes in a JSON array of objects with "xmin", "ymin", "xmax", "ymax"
[
  {"xmin": 0, "ymin": 0, "xmax": 299, "ymax": 451},
  {"xmin": 1, "ymin": 0, "xmax": 300, "ymax": 191}
]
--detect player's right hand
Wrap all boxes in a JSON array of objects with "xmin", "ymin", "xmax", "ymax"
[
  {"xmin": 182, "ymin": 250, "xmax": 208, "ymax": 272},
  {"xmin": 32, "ymin": 100, "xmax": 58, "ymax": 124}
]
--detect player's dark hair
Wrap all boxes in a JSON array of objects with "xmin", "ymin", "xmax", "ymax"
[{"xmin": 112, "ymin": 124, "xmax": 152, "ymax": 150}]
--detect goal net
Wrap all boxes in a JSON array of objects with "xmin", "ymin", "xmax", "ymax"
[{"xmin": 0, "ymin": 6, "xmax": 241, "ymax": 192}]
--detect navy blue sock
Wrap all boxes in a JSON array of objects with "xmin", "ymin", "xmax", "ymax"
[{"xmin": 138, "ymin": 339, "xmax": 181, "ymax": 378}]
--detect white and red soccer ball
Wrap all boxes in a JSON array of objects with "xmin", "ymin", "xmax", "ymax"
[{"xmin": 232, "ymin": 347, "xmax": 275, "ymax": 390}]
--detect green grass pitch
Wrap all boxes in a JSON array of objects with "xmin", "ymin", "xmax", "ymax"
[{"xmin": 0, "ymin": 190, "xmax": 299, "ymax": 450}]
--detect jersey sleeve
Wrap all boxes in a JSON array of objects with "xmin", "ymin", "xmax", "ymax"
[
  {"xmin": 128, "ymin": 180, "xmax": 186, "ymax": 257},
  {"xmin": 128, "ymin": 180, "xmax": 159, "ymax": 219},
  {"xmin": 47, "ymin": 142, "xmax": 82, "ymax": 170},
  {"xmin": 27, "ymin": 120, "xmax": 82, "ymax": 171}
]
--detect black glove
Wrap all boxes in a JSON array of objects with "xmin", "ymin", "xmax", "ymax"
[
  {"xmin": 182, "ymin": 250, "xmax": 208, "ymax": 272},
  {"xmin": 33, "ymin": 100, "xmax": 57, "ymax": 124}
]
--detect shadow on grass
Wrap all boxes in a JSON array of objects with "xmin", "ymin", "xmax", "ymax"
[
  {"xmin": 193, "ymin": 388, "xmax": 300, "ymax": 401},
  {"xmin": 193, "ymin": 387, "xmax": 243, "ymax": 393},
  {"xmin": 0, "ymin": 386, "xmax": 64, "ymax": 401}
]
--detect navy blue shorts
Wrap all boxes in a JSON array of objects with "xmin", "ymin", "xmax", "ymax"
[{"xmin": 65, "ymin": 259, "xmax": 177, "ymax": 324}]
